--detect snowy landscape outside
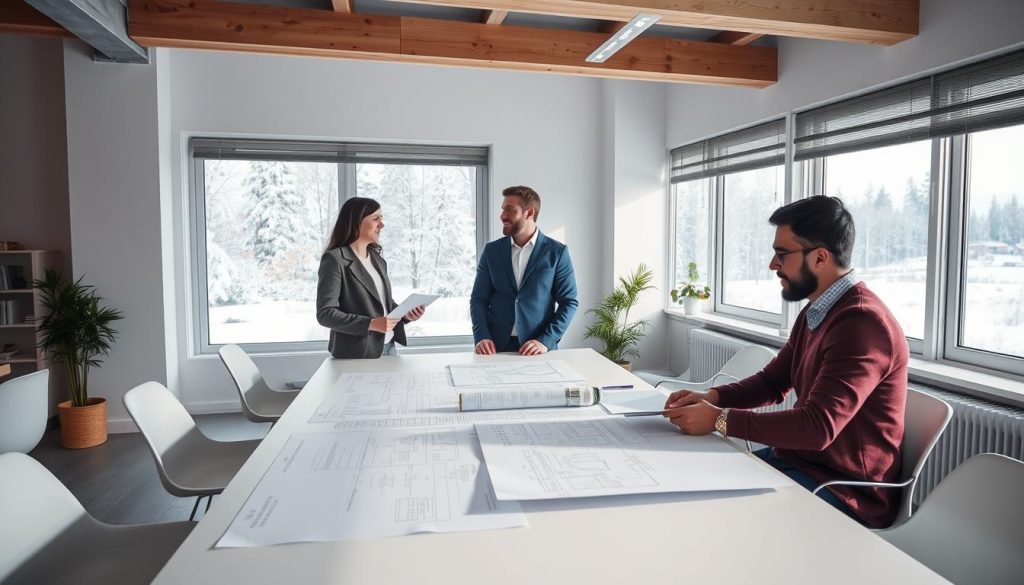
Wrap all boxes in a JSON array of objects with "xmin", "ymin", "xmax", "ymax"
[
  {"xmin": 202, "ymin": 159, "xmax": 477, "ymax": 346},
  {"xmin": 674, "ymin": 125, "xmax": 1024, "ymax": 359}
]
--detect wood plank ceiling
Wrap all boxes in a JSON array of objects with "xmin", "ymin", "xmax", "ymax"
[{"xmin": 0, "ymin": 0, "xmax": 919, "ymax": 86}]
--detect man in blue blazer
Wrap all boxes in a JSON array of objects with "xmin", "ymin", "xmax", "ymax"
[{"xmin": 471, "ymin": 186, "xmax": 578, "ymax": 355}]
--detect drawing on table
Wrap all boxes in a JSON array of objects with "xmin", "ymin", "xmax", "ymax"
[
  {"xmin": 311, "ymin": 371, "xmax": 606, "ymax": 427},
  {"xmin": 448, "ymin": 360, "xmax": 585, "ymax": 387},
  {"xmin": 332, "ymin": 406, "xmax": 606, "ymax": 430},
  {"xmin": 216, "ymin": 428, "xmax": 525, "ymax": 548},
  {"xmin": 476, "ymin": 417, "xmax": 789, "ymax": 501}
]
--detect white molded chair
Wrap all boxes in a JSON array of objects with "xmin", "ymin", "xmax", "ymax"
[
  {"xmin": 218, "ymin": 344, "xmax": 297, "ymax": 423},
  {"xmin": 814, "ymin": 388, "xmax": 952, "ymax": 528},
  {"xmin": 879, "ymin": 453, "xmax": 1024, "ymax": 585},
  {"xmin": 0, "ymin": 369, "xmax": 49, "ymax": 454},
  {"xmin": 656, "ymin": 345, "xmax": 777, "ymax": 392},
  {"xmin": 123, "ymin": 381, "xmax": 261, "ymax": 520},
  {"xmin": 0, "ymin": 452, "xmax": 194, "ymax": 585}
]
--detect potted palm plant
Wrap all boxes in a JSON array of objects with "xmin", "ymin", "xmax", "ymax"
[
  {"xmin": 584, "ymin": 264, "xmax": 655, "ymax": 371},
  {"xmin": 34, "ymin": 270, "xmax": 123, "ymax": 449},
  {"xmin": 671, "ymin": 262, "xmax": 711, "ymax": 315}
]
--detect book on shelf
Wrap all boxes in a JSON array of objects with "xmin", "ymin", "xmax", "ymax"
[
  {"xmin": 0, "ymin": 265, "xmax": 28, "ymax": 290},
  {"xmin": 0, "ymin": 300, "xmax": 26, "ymax": 325}
]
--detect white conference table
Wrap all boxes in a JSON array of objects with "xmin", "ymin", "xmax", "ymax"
[{"xmin": 153, "ymin": 348, "xmax": 948, "ymax": 584}]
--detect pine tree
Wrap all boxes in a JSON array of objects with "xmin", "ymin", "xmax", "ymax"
[{"xmin": 244, "ymin": 161, "xmax": 301, "ymax": 265}]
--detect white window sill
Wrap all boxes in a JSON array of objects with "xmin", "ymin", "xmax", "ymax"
[{"xmin": 664, "ymin": 308, "xmax": 1024, "ymax": 409}]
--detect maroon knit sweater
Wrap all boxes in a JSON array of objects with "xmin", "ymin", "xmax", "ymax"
[{"xmin": 716, "ymin": 283, "xmax": 908, "ymax": 528}]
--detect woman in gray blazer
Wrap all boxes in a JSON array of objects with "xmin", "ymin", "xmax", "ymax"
[{"xmin": 316, "ymin": 197, "xmax": 425, "ymax": 358}]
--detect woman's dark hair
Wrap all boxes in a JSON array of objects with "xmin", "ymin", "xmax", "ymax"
[
  {"xmin": 768, "ymin": 195, "xmax": 855, "ymax": 268},
  {"xmin": 326, "ymin": 197, "xmax": 381, "ymax": 250}
]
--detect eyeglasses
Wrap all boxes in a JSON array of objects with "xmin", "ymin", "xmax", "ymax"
[{"xmin": 772, "ymin": 247, "xmax": 820, "ymax": 263}]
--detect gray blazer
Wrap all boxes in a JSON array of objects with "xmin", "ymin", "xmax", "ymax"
[{"xmin": 316, "ymin": 245, "xmax": 407, "ymax": 359}]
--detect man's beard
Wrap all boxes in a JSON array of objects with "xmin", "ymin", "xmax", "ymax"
[
  {"xmin": 502, "ymin": 219, "xmax": 526, "ymax": 237},
  {"xmin": 780, "ymin": 261, "xmax": 818, "ymax": 301}
]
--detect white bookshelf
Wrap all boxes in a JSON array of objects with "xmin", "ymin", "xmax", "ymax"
[{"xmin": 0, "ymin": 250, "xmax": 60, "ymax": 374}]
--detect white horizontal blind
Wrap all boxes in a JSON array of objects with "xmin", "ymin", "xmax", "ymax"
[
  {"xmin": 796, "ymin": 49, "xmax": 1024, "ymax": 160},
  {"xmin": 191, "ymin": 138, "xmax": 489, "ymax": 166},
  {"xmin": 670, "ymin": 119, "xmax": 786, "ymax": 183}
]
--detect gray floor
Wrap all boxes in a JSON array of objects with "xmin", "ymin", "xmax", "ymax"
[{"xmin": 28, "ymin": 413, "xmax": 270, "ymax": 525}]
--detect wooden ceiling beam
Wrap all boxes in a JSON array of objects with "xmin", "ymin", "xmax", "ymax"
[
  {"xmin": 482, "ymin": 9, "xmax": 507, "ymax": 24},
  {"xmin": 0, "ymin": 1, "xmax": 73, "ymax": 38},
  {"xmin": 128, "ymin": 0, "xmax": 778, "ymax": 87},
  {"xmin": 394, "ymin": 0, "xmax": 918, "ymax": 45},
  {"xmin": 709, "ymin": 30, "xmax": 763, "ymax": 46}
]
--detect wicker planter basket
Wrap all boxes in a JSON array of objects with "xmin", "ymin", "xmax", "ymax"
[
  {"xmin": 618, "ymin": 361, "xmax": 632, "ymax": 372},
  {"xmin": 57, "ymin": 398, "xmax": 108, "ymax": 449}
]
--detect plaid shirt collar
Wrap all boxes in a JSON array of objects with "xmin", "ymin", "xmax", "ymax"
[{"xmin": 806, "ymin": 270, "xmax": 859, "ymax": 331}]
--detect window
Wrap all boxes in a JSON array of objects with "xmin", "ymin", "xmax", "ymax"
[
  {"xmin": 956, "ymin": 124, "xmax": 1024, "ymax": 360},
  {"xmin": 824, "ymin": 141, "xmax": 932, "ymax": 339},
  {"xmin": 670, "ymin": 119, "xmax": 786, "ymax": 325},
  {"xmin": 190, "ymin": 140, "xmax": 488, "ymax": 354},
  {"xmin": 721, "ymin": 165, "xmax": 784, "ymax": 316},
  {"xmin": 672, "ymin": 178, "xmax": 711, "ymax": 298},
  {"xmin": 670, "ymin": 47, "xmax": 1024, "ymax": 378}
]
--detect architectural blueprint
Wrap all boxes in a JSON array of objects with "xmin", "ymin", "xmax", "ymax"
[
  {"xmin": 475, "ymin": 417, "xmax": 789, "ymax": 500},
  {"xmin": 311, "ymin": 371, "xmax": 606, "ymax": 427},
  {"xmin": 216, "ymin": 428, "xmax": 525, "ymax": 548},
  {"xmin": 448, "ymin": 360, "xmax": 585, "ymax": 386}
]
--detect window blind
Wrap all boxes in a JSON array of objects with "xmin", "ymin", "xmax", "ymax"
[
  {"xmin": 191, "ymin": 138, "xmax": 489, "ymax": 166},
  {"xmin": 670, "ymin": 119, "xmax": 785, "ymax": 183},
  {"xmin": 795, "ymin": 49, "xmax": 1024, "ymax": 160}
]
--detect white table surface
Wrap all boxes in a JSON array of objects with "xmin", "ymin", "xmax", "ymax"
[{"xmin": 153, "ymin": 348, "xmax": 949, "ymax": 584}]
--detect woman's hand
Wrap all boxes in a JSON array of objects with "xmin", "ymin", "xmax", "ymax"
[
  {"xmin": 369, "ymin": 316, "xmax": 400, "ymax": 333},
  {"xmin": 405, "ymin": 305, "xmax": 426, "ymax": 322}
]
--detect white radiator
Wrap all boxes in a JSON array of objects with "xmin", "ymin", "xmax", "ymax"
[
  {"xmin": 909, "ymin": 384, "xmax": 1024, "ymax": 505},
  {"xmin": 687, "ymin": 328, "xmax": 796, "ymax": 414}
]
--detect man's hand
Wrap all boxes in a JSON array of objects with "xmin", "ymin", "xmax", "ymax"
[
  {"xmin": 663, "ymin": 401, "xmax": 721, "ymax": 435},
  {"xmin": 518, "ymin": 340, "xmax": 548, "ymax": 356},
  {"xmin": 475, "ymin": 339, "xmax": 496, "ymax": 355},
  {"xmin": 405, "ymin": 305, "xmax": 425, "ymax": 322},
  {"xmin": 369, "ymin": 316, "xmax": 400, "ymax": 333},
  {"xmin": 663, "ymin": 388, "xmax": 719, "ymax": 410}
]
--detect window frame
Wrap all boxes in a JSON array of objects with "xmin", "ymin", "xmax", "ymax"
[{"xmin": 188, "ymin": 138, "xmax": 489, "ymax": 357}]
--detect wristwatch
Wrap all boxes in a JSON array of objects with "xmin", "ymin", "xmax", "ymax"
[{"xmin": 714, "ymin": 408, "xmax": 730, "ymax": 436}]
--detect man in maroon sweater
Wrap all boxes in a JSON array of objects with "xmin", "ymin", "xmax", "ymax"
[{"xmin": 663, "ymin": 196, "xmax": 908, "ymax": 528}]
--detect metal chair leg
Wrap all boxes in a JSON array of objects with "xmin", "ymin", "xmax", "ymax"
[
  {"xmin": 189, "ymin": 495, "xmax": 203, "ymax": 521},
  {"xmin": 205, "ymin": 494, "xmax": 213, "ymax": 513}
]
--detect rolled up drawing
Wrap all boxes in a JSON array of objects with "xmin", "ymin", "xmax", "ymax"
[{"xmin": 458, "ymin": 385, "xmax": 600, "ymax": 412}]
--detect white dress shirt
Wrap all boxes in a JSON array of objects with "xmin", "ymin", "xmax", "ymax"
[
  {"xmin": 510, "ymin": 229, "xmax": 539, "ymax": 337},
  {"xmin": 355, "ymin": 248, "xmax": 393, "ymax": 344}
]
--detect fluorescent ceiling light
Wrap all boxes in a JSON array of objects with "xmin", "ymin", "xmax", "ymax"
[{"xmin": 586, "ymin": 13, "xmax": 662, "ymax": 63}]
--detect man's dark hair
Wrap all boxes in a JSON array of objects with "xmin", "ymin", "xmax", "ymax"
[
  {"xmin": 768, "ymin": 196, "xmax": 855, "ymax": 268},
  {"xmin": 502, "ymin": 185, "xmax": 541, "ymax": 221}
]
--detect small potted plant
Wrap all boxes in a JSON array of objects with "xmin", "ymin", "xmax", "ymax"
[
  {"xmin": 584, "ymin": 264, "xmax": 655, "ymax": 371},
  {"xmin": 34, "ymin": 270, "xmax": 123, "ymax": 449},
  {"xmin": 671, "ymin": 262, "xmax": 711, "ymax": 316}
]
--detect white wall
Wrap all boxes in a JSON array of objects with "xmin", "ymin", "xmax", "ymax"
[
  {"xmin": 602, "ymin": 80, "xmax": 669, "ymax": 370},
  {"xmin": 668, "ymin": 0, "xmax": 1024, "ymax": 146},
  {"xmin": 0, "ymin": 34, "xmax": 72, "ymax": 412},
  {"xmin": 663, "ymin": 0, "xmax": 1024, "ymax": 370},
  {"xmin": 63, "ymin": 41, "xmax": 172, "ymax": 427}
]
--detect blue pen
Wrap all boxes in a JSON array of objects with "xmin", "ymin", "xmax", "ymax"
[{"xmin": 601, "ymin": 384, "xmax": 634, "ymax": 390}]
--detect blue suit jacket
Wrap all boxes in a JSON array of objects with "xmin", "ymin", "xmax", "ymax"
[{"xmin": 470, "ymin": 231, "xmax": 578, "ymax": 350}]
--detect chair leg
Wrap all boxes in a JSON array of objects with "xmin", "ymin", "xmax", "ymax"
[
  {"xmin": 189, "ymin": 495, "xmax": 203, "ymax": 521},
  {"xmin": 205, "ymin": 494, "xmax": 214, "ymax": 513}
]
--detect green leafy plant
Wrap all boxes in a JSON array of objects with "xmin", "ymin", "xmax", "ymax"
[
  {"xmin": 584, "ymin": 264, "xmax": 655, "ymax": 364},
  {"xmin": 34, "ymin": 270, "xmax": 123, "ymax": 407},
  {"xmin": 671, "ymin": 262, "xmax": 711, "ymax": 302}
]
